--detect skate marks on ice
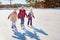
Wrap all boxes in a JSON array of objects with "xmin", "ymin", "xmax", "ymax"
[
  {"xmin": 29, "ymin": 26, "xmax": 48, "ymax": 35},
  {"xmin": 24, "ymin": 29, "xmax": 40, "ymax": 40},
  {"xmin": 12, "ymin": 29, "xmax": 26, "ymax": 40}
]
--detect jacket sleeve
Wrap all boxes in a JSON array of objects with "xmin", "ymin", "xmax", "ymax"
[
  {"xmin": 32, "ymin": 12, "xmax": 35, "ymax": 18},
  {"xmin": 18, "ymin": 9, "xmax": 21, "ymax": 19},
  {"xmin": 24, "ymin": 10, "xmax": 27, "ymax": 17},
  {"xmin": 8, "ymin": 13, "xmax": 12, "ymax": 19}
]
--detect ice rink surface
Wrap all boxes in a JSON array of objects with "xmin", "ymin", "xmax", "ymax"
[{"xmin": 0, "ymin": 9, "xmax": 60, "ymax": 40}]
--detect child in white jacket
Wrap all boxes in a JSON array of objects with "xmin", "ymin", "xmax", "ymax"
[
  {"xmin": 27, "ymin": 8, "xmax": 35, "ymax": 26},
  {"xmin": 8, "ymin": 9, "xmax": 17, "ymax": 31}
]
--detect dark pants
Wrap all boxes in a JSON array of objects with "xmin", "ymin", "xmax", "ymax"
[
  {"xmin": 28, "ymin": 18, "xmax": 32, "ymax": 25},
  {"xmin": 21, "ymin": 18, "xmax": 24, "ymax": 27},
  {"xmin": 12, "ymin": 25, "xmax": 16, "ymax": 29}
]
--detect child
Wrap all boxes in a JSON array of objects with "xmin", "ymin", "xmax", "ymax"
[
  {"xmin": 27, "ymin": 8, "xmax": 35, "ymax": 26},
  {"xmin": 8, "ymin": 9, "xmax": 17, "ymax": 31},
  {"xmin": 18, "ymin": 6, "xmax": 27, "ymax": 29}
]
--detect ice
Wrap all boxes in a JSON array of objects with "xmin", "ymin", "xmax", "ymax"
[{"xmin": 0, "ymin": 9, "xmax": 60, "ymax": 40}]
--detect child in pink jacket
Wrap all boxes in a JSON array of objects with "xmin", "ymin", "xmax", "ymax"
[{"xmin": 8, "ymin": 9, "xmax": 17, "ymax": 31}]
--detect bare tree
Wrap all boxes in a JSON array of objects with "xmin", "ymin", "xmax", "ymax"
[
  {"xmin": 7, "ymin": 0, "xmax": 13, "ymax": 7},
  {"xmin": 26, "ymin": 0, "xmax": 31, "ymax": 3},
  {"xmin": 9, "ymin": 0, "xmax": 12, "ymax": 7}
]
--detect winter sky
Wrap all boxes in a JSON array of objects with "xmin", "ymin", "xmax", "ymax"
[{"xmin": 0, "ymin": 0, "xmax": 26, "ymax": 4}]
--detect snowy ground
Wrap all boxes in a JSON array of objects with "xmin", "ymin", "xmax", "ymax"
[{"xmin": 0, "ymin": 9, "xmax": 60, "ymax": 40}]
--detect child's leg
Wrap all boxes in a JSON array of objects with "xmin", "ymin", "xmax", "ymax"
[
  {"xmin": 21, "ymin": 18, "xmax": 24, "ymax": 27},
  {"xmin": 12, "ymin": 22, "xmax": 14, "ymax": 29},
  {"xmin": 30, "ymin": 19, "xmax": 32, "ymax": 26},
  {"xmin": 21, "ymin": 18, "xmax": 25, "ymax": 29},
  {"xmin": 27, "ymin": 19, "xmax": 29, "ymax": 25},
  {"xmin": 12, "ymin": 22, "xmax": 17, "ymax": 30}
]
